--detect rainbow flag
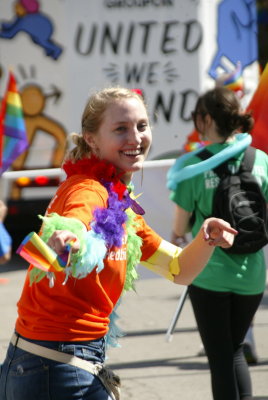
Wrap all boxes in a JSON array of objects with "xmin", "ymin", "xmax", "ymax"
[
  {"xmin": 0, "ymin": 71, "xmax": 28, "ymax": 174},
  {"xmin": 16, "ymin": 232, "xmax": 75, "ymax": 272},
  {"xmin": 220, "ymin": 62, "xmax": 244, "ymax": 96},
  {"xmin": 246, "ymin": 63, "xmax": 268, "ymax": 154}
]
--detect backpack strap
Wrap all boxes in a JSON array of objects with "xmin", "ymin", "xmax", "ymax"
[
  {"xmin": 197, "ymin": 148, "xmax": 230, "ymax": 177},
  {"xmin": 197, "ymin": 146, "xmax": 256, "ymax": 177},
  {"xmin": 196, "ymin": 148, "xmax": 213, "ymax": 161},
  {"xmin": 239, "ymin": 146, "xmax": 256, "ymax": 173}
]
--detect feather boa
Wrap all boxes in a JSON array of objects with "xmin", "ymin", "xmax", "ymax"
[{"xmin": 30, "ymin": 156, "xmax": 144, "ymax": 346}]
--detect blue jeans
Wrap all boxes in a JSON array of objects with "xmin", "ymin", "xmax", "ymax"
[{"xmin": 0, "ymin": 334, "xmax": 113, "ymax": 400}]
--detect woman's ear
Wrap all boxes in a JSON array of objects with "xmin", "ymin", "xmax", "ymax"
[
  {"xmin": 84, "ymin": 132, "xmax": 99, "ymax": 156},
  {"xmin": 84, "ymin": 133, "xmax": 95, "ymax": 149},
  {"xmin": 204, "ymin": 113, "xmax": 213, "ymax": 127},
  {"xmin": 195, "ymin": 113, "xmax": 206, "ymax": 134}
]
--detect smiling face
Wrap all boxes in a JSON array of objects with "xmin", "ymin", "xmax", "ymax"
[{"xmin": 85, "ymin": 97, "xmax": 152, "ymax": 180}]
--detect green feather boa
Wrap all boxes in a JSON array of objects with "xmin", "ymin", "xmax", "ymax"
[{"xmin": 29, "ymin": 213, "xmax": 87, "ymax": 284}]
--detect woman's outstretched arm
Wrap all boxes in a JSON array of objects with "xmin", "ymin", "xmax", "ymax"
[{"xmin": 174, "ymin": 218, "xmax": 237, "ymax": 285}]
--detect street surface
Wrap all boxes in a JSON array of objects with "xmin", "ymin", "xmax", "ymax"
[{"xmin": 1, "ymin": 255, "xmax": 268, "ymax": 399}]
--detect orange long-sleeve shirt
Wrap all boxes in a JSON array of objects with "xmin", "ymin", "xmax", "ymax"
[{"xmin": 16, "ymin": 173, "xmax": 162, "ymax": 341}]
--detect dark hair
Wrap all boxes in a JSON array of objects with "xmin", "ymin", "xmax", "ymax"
[{"xmin": 193, "ymin": 87, "xmax": 254, "ymax": 139}]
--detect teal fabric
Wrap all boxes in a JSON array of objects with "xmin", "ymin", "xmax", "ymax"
[
  {"xmin": 167, "ymin": 133, "xmax": 251, "ymax": 190},
  {"xmin": 170, "ymin": 142, "xmax": 268, "ymax": 295}
]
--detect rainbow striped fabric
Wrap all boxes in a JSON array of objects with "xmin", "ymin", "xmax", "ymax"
[
  {"xmin": 16, "ymin": 232, "xmax": 75, "ymax": 272},
  {"xmin": 246, "ymin": 63, "xmax": 268, "ymax": 155},
  {"xmin": 0, "ymin": 71, "xmax": 28, "ymax": 174}
]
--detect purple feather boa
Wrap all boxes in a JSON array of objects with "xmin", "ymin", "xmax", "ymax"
[{"xmin": 92, "ymin": 181, "xmax": 132, "ymax": 248}]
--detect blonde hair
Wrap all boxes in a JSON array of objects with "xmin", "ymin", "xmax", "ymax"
[{"xmin": 66, "ymin": 87, "xmax": 147, "ymax": 162}]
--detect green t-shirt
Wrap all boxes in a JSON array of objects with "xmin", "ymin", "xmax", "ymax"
[{"xmin": 170, "ymin": 143, "xmax": 268, "ymax": 294}]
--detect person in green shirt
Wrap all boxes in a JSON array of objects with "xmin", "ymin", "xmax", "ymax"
[{"xmin": 169, "ymin": 87, "xmax": 268, "ymax": 400}]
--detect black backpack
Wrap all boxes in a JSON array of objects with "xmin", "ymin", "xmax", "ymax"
[{"xmin": 197, "ymin": 146, "xmax": 268, "ymax": 254}]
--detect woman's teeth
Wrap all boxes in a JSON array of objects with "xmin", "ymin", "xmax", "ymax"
[{"xmin": 123, "ymin": 149, "xmax": 142, "ymax": 156}]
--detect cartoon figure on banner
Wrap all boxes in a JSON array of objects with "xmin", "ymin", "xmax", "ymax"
[
  {"xmin": 0, "ymin": 0, "xmax": 63, "ymax": 60},
  {"xmin": 9, "ymin": 83, "xmax": 67, "ymax": 198},
  {"xmin": 208, "ymin": 0, "xmax": 257, "ymax": 79}
]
